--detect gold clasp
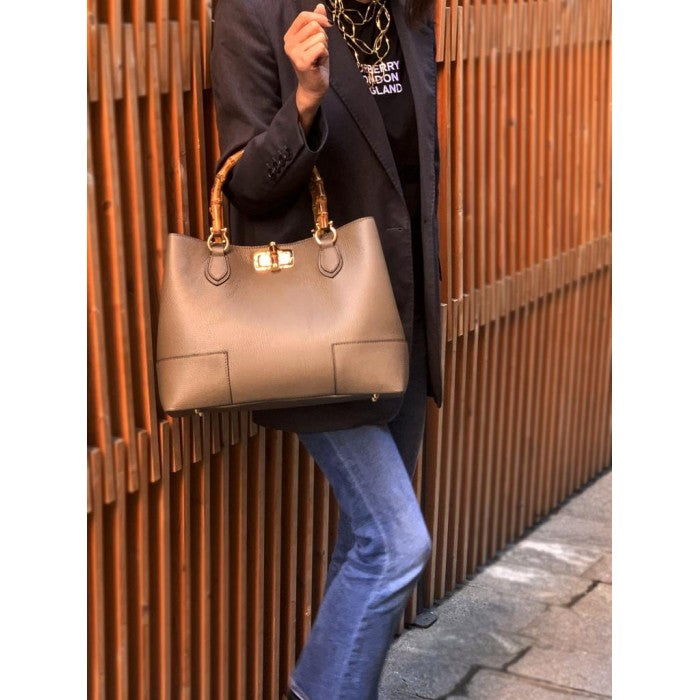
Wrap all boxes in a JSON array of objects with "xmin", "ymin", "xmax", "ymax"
[{"xmin": 253, "ymin": 241, "xmax": 294, "ymax": 271}]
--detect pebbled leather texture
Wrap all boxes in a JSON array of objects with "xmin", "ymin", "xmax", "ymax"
[{"xmin": 156, "ymin": 216, "xmax": 408, "ymax": 413}]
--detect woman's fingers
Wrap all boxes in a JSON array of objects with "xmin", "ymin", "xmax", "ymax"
[
  {"xmin": 285, "ymin": 16, "xmax": 329, "ymax": 63},
  {"xmin": 292, "ymin": 41, "xmax": 328, "ymax": 71},
  {"xmin": 294, "ymin": 18, "xmax": 327, "ymax": 44},
  {"xmin": 285, "ymin": 8, "xmax": 331, "ymax": 41},
  {"xmin": 288, "ymin": 32, "xmax": 328, "ymax": 69},
  {"xmin": 284, "ymin": 5, "xmax": 331, "ymax": 98},
  {"xmin": 299, "ymin": 31, "xmax": 328, "ymax": 53},
  {"xmin": 304, "ymin": 44, "xmax": 329, "ymax": 70}
]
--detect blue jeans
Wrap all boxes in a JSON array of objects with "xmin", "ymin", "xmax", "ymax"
[{"xmin": 290, "ymin": 311, "xmax": 432, "ymax": 700}]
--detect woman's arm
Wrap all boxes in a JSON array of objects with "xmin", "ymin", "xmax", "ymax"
[{"xmin": 211, "ymin": 0, "xmax": 330, "ymax": 216}]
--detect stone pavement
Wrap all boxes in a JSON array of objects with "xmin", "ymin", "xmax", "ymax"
[{"xmin": 380, "ymin": 470, "xmax": 612, "ymax": 699}]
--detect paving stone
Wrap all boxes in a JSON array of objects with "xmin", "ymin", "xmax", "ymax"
[
  {"xmin": 467, "ymin": 561, "xmax": 593, "ymax": 606},
  {"xmin": 508, "ymin": 646, "xmax": 611, "ymax": 696},
  {"xmin": 517, "ymin": 584, "xmax": 611, "ymax": 656},
  {"xmin": 527, "ymin": 514, "xmax": 611, "ymax": 552},
  {"xmin": 559, "ymin": 473, "xmax": 611, "ymax": 524},
  {"xmin": 378, "ymin": 691, "xmax": 423, "ymax": 699},
  {"xmin": 496, "ymin": 539, "xmax": 604, "ymax": 578},
  {"xmin": 582, "ymin": 553, "xmax": 612, "ymax": 583},
  {"xmin": 458, "ymin": 669, "xmax": 596, "ymax": 699},
  {"xmin": 569, "ymin": 583, "xmax": 611, "ymax": 652},
  {"xmin": 422, "ymin": 580, "xmax": 548, "ymax": 633},
  {"xmin": 380, "ymin": 623, "xmax": 532, "ymax": 698}
]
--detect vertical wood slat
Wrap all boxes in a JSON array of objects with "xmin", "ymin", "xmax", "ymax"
[
  {"xmin": 131, "ymin": 0, "xmax": 147, "ymax": 95},
  {"xmin": 437, "ymin": 7, "xmax": 453, "ymax": 335},
  {"xmin": 296, "ymin": 447, "xmax": 316, "ymax": 653},
  {"xmin": 210, "ymin": 426, "xmax": 230, "ymax": 699},
  {"xmin": 247, "ymin": 427, "xmax": 266, "ymax": 697},
  {"xmin": 95, "ymin": 26, "xmax": 140, "ymax": 486},
  {"xmin": 483, "ymin": 0, "xmax": 503, "ymax": 564},
  {"xmin": 540, "ymin": 0, "xmax": 560, "ymax": 522},
  {"xmin": 263, "ymin": 430, "xmax": 284, "ymax": 699},
  {"xmin": 192, "ymin": 416, "xmax": 212, "ymax": 698},
  {"xmin": 468, "ymin": 0, "xmax": 487, "ymax": 572},
  {"xmin": 88, "ymin": 121, "xmax": 116, "ymax": 502},
  {"xmin": 87, "ymin": 448, "xmax": 107, "ymax": 699},
  {"xmin": 173, "ymin": 0, "xmax": 193, "ymax": 90},
  {"xmin": 88, "ymin": 0, "xmax": 99, "ymax": 101},
  {"xmin": 572, "ymin": 0, "xmax": 599, "ymax": 492},
  {"xmin": 230, "ymin": 435, "xmax": 248, "ymax": 699},
  {"xmin": 152, "ymin": 0, "xmax": 170, "ymax": 95},
  {"xmin": 197, "ymin": 0, "xmax": 213, "ymax": 91},
  {"xmin": 119, "ymin": 24, "xmax": 162, "ymax": 487},
  {"xmin": 500, "ymin": 0, "xmax": 520, "ymax": 545},
  {"xmin": 184, "ymin": 22, "xmax": 209, "ymax": 243},
  {"xmin": 433, "ymin": 3, "xmax": 452, "ymax": 603},
  {"xmin": 577, "ymin": 0, "xmax": 607, "ymax": 489},
  {"xmin": 279, "ymin": 432, "xmax": 301, "ymax": 691},
  {"xmin": 107, "ymin": 0, "xmax": 124, "ymax": 98},
  {"xmin": 447, "ymin": 130, "xmax": 469, "ymax": 592},
  {"xmin": 111, "ymin": 438, "xmax": 130, "ymax": 699},
  {"xmin": 88, "ymin": 2, "xmax": 612, "ymax": 697},
  {"xmin": 153, "ymin": 421, "xmax": 173, "ymax": 699},
  {"xmin": 490, "ymin": 0, "xmax": 511, "ymax": 555},
  {"xmin": 514, "ymin": 0, "xmax": 533, "ymax": 539},
  {"xmin": 551, "ymin": 0, "xmax": 582, "ymax": 509},
  {"xmin": 172, "ymin": 446, "xmax": 192, "ymax": 697},
  {"xmin": 527, "ymin": 0, "xmax": 549, "ymax": 526},
  {"xmin": 532, "ymin": 0, "xmax": 555, "ymax": 523},
  {"xmin": 125, "ymin": 431, "xmax": 152, "ymax": 698}
]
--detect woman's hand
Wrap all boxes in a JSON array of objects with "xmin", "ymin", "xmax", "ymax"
[{"xmin": 284, "ymin": 3, "xmax": 332, "ymax": 134}]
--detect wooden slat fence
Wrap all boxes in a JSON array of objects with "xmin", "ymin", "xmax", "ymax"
[{"xmin": 87, "ymin": 0, "xmax": 612, "ymax": 697}]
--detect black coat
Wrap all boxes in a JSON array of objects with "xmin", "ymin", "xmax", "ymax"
[{"xmin": 211, "ymin": 0, "xmax": 443, "ymax": 433}]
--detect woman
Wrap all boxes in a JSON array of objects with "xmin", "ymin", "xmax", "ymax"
[{"xmin": 211, "ymin": 1, "xmax": 441, "ymax": 697}]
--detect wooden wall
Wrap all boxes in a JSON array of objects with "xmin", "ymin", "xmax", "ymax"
[{"xmin": 87, "ymin": 0, "xmax": 612, "ymax": 697}]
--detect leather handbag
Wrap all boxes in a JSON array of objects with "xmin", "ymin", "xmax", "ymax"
[{"xmin": 156, "ymin": 149, "xmax": 409, "ymax": 415}]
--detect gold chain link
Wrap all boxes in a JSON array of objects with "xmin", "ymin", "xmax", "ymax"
[{"xmin": 326, "ymin": 0, "xmax": 392, "ymax": 86}]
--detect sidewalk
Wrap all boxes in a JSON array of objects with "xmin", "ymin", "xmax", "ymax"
[{"xmin": 380, "ymin": 470, "xmax": 612, "ymax": 699}]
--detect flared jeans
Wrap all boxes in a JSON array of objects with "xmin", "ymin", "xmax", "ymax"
[{"xmin": 290, "ymin": 306, "xmax": 433, "ymax": 700}]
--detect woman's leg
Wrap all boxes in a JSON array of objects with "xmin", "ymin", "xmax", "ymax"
[
  {"xmin": 290, "ymin": 422, "xmax": 432, "ymax": 700},
  {"xmin": 322, "ymin": 314, "xmax": 429, "ymax": 598},
  {"xmin": 387, "ymin": 310, "xmax": 429, "ymax": 482}
]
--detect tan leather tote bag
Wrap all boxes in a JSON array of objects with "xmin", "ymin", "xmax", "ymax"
[{"xmin": 156, "ymin": 150, "xmax": 409, "ymax": 415}]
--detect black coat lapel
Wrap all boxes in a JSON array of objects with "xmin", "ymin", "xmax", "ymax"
[
  {"xmin": 295, "ymin": 1, "xmax": 437, "ymax": 215},
  {"xmin": 298, "ymin": 0, "xmax": 404, "ymax": 198},
  {"xmin": 327, "ymin": 28, "xmax": 405, "ymax": 198},
  {"xmin": 392, "ymin": 0, "xmax": 438, "ymax": 226}
]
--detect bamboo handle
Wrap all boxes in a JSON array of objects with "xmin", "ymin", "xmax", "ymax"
[{"xmin": 208, "ymin": 149, "xmax": 331, "ymax": 246}]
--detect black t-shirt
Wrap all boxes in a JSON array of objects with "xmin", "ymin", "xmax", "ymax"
[{"xmin": 333, "ymin": 0, "xmax": 425, "ymax": 318}]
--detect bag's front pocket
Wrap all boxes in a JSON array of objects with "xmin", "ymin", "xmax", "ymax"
[
  {"xmin": 156, "ymin": 351, "xmax": 233, "ymax": 412},
  {"xmin": 332, "ymin": 339, "xmax": 409, "ymax": 396}
]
